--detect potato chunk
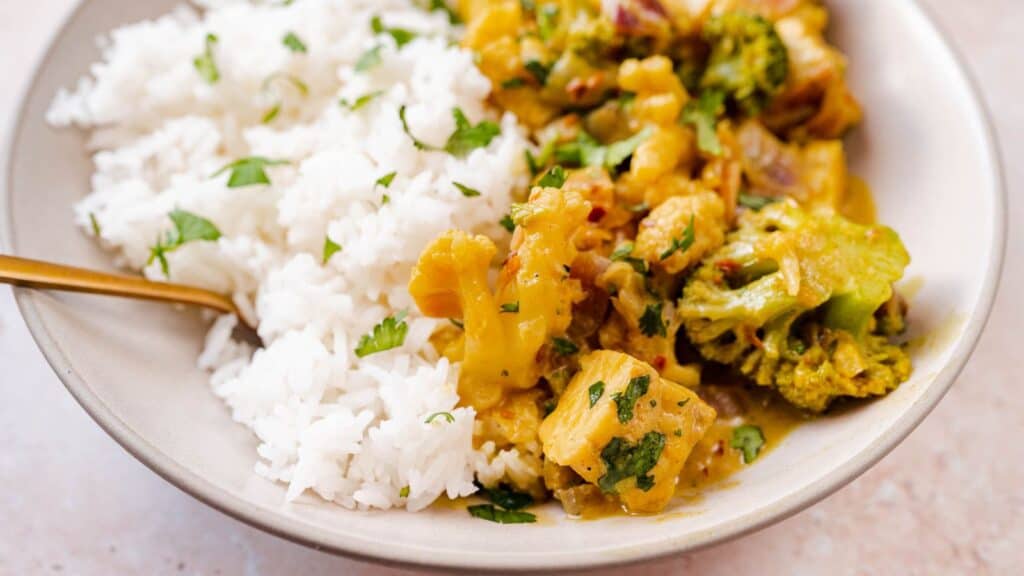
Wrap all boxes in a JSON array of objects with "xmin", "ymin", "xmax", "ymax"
[
  {"xmin": 634, "ymin": 191, "xmax": 727, "ymax": 274},
  {"xmin": 409, "ymin": 186, "xmax": 590, "ymax": 410},
  {"xmin": 539, "ymin": 351, "xmax": 716, "ymax": 513}
]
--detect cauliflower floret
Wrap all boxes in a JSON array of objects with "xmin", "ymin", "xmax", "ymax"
[
  {"xmin": 634, "ymin": 191, "xmax": 727, "ymax": 274},
  {"xmin": 409, "ymin": 186, "xmax": 590, "ymax": 410},
  {"xmin": 677, "ymin": 201, "xmax": 911, "ymax": 412}
]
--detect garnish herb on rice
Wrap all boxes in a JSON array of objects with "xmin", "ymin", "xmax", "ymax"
[
  {"xmin": 375, "ymin": 171, "xmax": 397, "ymax": 188},
  {"xmin": 419, "ymin": 0, "xmax": 460, "ymax": 23},
  {"xmin": 371, "ymin": 15, "xmax": 417, "ymax": 48},
  {"xmin": 193, "ymin": 33, "xmax": 220, "ymax": 84},
  {"xmin": 444, "ymin": 108, "xmax": 501, "ymax": 157},
  {"xmin": 453, "ymin": 182, "xmax": 481, "ymax": 197},
  {"xmin": 398, "ymin": 105, "xmax": 435, "ymax": 151},
  {"xmin": 322, "ymin": 236, "xmax": 342, "ymax": 264},
  {"xmin": 282, "ymin": 31, "xmax": 308, "ymax": 53},
  {"xmin": 425, "ymin": 411, "xmax": 455, "ymax": 424},
  {"xmin": 89, "ymin": 213, "xmax": 102, "ymax": 237},
  {"xmin": 261, "ymin": 104, "xmax": 281, "ymax": 124},
  {"xmin": 214, "ymin": 157, "xmax": 289, "ymax": 188},
  {"xmin": 355, "ymin": 311, "xmax": 409, "ymax": 357},
  {"xmin": 260, "ymin": 74, "xmax": 308, "ymax": 124},
  {"xmin": 399, "ymin": 486, "xmax": 410, "ymax": 498},
  {"xmin": 340, "ymin": 91, "xmax": 383, "ymax": 111},
  {"xmin": 147, "ymin": 210, "xmax": 222, "ymax": 277},
  {"xmin": 355, "ymin": 45, "xmax": 383, "ymax": 72}
]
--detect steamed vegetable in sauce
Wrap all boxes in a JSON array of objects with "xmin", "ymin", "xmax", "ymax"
[{"xmin": 411, "ymin": 0, "xmax": 910, "ymax": 517}]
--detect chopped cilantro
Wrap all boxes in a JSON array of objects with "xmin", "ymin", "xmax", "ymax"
[
  {"xmin": 89, "ymin": 213, "xmax": 102, "ymax": 237},
  {"xmin": 525, "ymin": 140, "xmax": 556, "ymax": 176},
  {"xmin": 445, "ymin": 108, "xmax": 501, "ymax": 157},
  {"xmin": 597, "ymin": 431, "xmax": 666, "ymax": 494},
  {"xmin": 371, "ymin": 15, "xmax": 416, "ymax": 47},
  {"xmin": 501, "ymin": 78, "xmax": 527, "ymax": 89},
  {"xmin": 424, "ymin": 0, "xmax": 460, "ymax": 23},
  {"xmin": 604, "ymin": 127, "xmax": 653, "ymax": 170},
  {"xmin": 425, "ymin": 411, "xmax": 455, "ymax": 424},
  {"xmin": 731, "ymin": 425, "xmax": 766, "ymax": 464},
  {"xmin": 147, "ymin": 210, "xmax": 222, "ymax": 277},
  {"xmin": 382, "ymin": 194, "xmax": 391, "ymax": 204},
  {"xmin": 738, "ymin": 193, "xmax": 777, "ymax": 211},
  {"xmin": 673, "ymin": 429, "xmax": 683, "ymax": 437},
  {"xmin": 609, "ymin": 242, "xmax": 648, "ymax": 274},
  {"xmin": 193, "ymin": 34, "xmax": 220, "ymax": 84},
  {"xmin": 355, "ymin": 312, "xmax": 409, "ymax": 357},
  {"xmin": 449, "ymin": 318, "xmax": 464, "ymax": 329},
  {"xmin": 399, "ymin": 486, "xmax": 410, "ymax": 498},
  {"xmin": 398, "ymin": 105, "xmax": 435, "ymax": 151},
  {"xmin": 322, "ymin": 236, "xmax": 342, "ymax": 264},
  {"xmin": 552, "ymin": 337, "xmax": 579, "ymax": 356},
  {"xmin": 282, "ymin": 31, "xmax": 307, "ymax": 53},
  {"xmin": 660, "ymin": 215, "xmax": 696, "ymax": 260},
  {"xmin": 453, "ymin": 182, "xmax": 482, "ymax": 197},
  {"xmin": 677, "ymin": 399, "xmax": 690, "ymax": 408},
  {"xmin": 639, "ymin": 302, "xmax": 667, "ymax": 338},
  {"xmin": 467, "ymin": 504, "xmax": 536, "ymax": 524},
  {"xmin": 213, "ymin": 157, "xmax": 289, "ymax": 188},
  {"xmin": 536, "ymin": 4, "xmax": 559, "ymax": 41},
  {"xmin": 475, "ymin": 481, "xmax": 533, "ymax": 510},
  {"xmin": 554, "ymin": 128, "xmax": 651, "ymax": 172},
  {"xmin": 499, "ymin": 213, "xmax": 516, "ymax": 233},
  {"xmin": 524, "ymin": 60, "xmax": 550, "ymax": 85},
  {"xmin": 355, "ymin": 45, "xmax": 383, "ymax": 72},
  {"xmin": 376, "ymin": 171, "xmax": 398, "ymax": 188},
  {"xmin": 340, "ymin": 91, "xmax": 383, "ymax": 111},
  {"xmin": 262, "ymin": 73, "xmax": 309, "ymax": 96},
  {"xmin": 588, "ymin": 381, "xmax": 605, "ymax": 407},
  {"xmin": 500, "ymin": 301, "xmax": 520, "ymax": 313},
  {"xmin": 612, "ymin": 374, "xmax": 650, "ymax": 424},
  {"xmin": 681, "ymin": 90, "xmax": 726, "ymax": 155},
  {"xmin": 261, "ymin": 103, "xmax": 281, "ymax": 124},
  {"xmin": 537, "ymin": 165, "xmax": 567, "ymax": 188}
]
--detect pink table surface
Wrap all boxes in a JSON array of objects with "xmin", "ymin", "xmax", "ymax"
[{"xmin": 1, "ymin": 1, "xmax": 1021, "ymax": 574}]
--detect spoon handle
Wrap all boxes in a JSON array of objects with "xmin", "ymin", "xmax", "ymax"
[{"xmin": 0, "ymin": 254, "xmax": 239, "ymax": 317}]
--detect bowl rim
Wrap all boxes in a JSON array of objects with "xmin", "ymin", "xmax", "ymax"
[{"xmin": 0, "ymin": 0, "xmax": 1007, "ymax": 571}]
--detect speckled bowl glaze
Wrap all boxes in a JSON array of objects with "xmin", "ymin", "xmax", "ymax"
[{"xmin": 0, "ymin": 0, "xmax": 1005, "ymax": 571}]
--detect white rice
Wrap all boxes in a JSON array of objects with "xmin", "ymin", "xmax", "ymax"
[{"xmin": 50, "ymin": 0, "xmax": 532, "ymax": 511}]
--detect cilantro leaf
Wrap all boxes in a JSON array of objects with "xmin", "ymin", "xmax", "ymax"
[
  {"xmin": 424, "ymin": 0, "xmax": 460, "ymax": 23},
  {"xmin": 738, "ymin": 192, "xmax": 777, "ymax": 211},
  {"xmin": 554, "ymin": 129, "xmax": 651, "ymax": 172},
  {"xmin": 536, "ymin": 4, "xmax": 559, "ymax": 41},
  {"xmin": 501, "ymin": 78, "xmax": 527, "ymax": 89},
  {"xmin": 603, "ymin": 127, "xmax": 653, "ymax": 170},
  {"xmin": 355, "ymin": 312, "xmax": 409, "ymax": 357},
  {"xmin": 609, "ymin": 241, "xmax": 648, "ymax": 274},
  {"xmin": 475, "ymin": 481, "xmax": 534, "ymax": 510},
  {"xmin": 537, "ymin": 165, "xmax": 567, "ymax": 188},
  {"xmin": 89, "ymin": 213, "xmax": 102, "ymax": 237},
  {"xmin": 660, "ymin": 215, "xmax": 696, "ymax": 260},
  {"xmin": 681, "ymin": 90, "xmax": 726, "ymax": 155},
  {"xmin": 399, "ymin": 486, "xmax": 410, "ymax": 498},
  {"xmin": 425, "ymin": 411, "xmax": 455, "ymax": 424},
  {"xmin": 355, "ymin": 45, "xmax": 383, "ymax": 72},
  {"xmin": 499, "ymin": 214, "xmax": 516, "ymax": 233},
  {"xmin": 398, "ymin": 105, "xmax": 436, "ymax": 151},
  {"xmin": 454, "ymin": 182, "xmax": 482, "ymax": 197},
  {"xmin": 322, "ymin": 236, "xmax": 342, "ymax": 264},
  {"xmin": 214, "ymin": 157, "xmax": 289, "ymax": 188},
  {"xmin": 193, "ymin": 34, "xmax": 220, "ymax": 84},
  {"xmin": 261, "ymin": 103, "xmax": 281, "ymax": 124},
  {"xmin": 612, "ymin": 374, "xmax": 650, "ymax": 424},
  {"xmin": 147, "ymin": 210, "xmax": 222, "ymax": 276},
  {"xmin": 467, "ymin": 504, "xmax": 536, "ymax": 524},
  {"xmin": 500, "ymin": 301, "xmax": 519, "ymax": 313},
  {"xmin": 597, "ymin": 431, "xmax": 666, "ymax": 494},
  {"xmin": 588, "ymin": 381, "xmax": 605, "ymax": 408},
  {"xmin": 525, "ymin": 140, "xmax": 556, "ymax": 176},
  {"xmin": 340, "ymin": 90, "xmax": 383, "ymax": 111},
  {"xmin": 445, "ymin": 108, "xmax": 501, "ymax": 157},
  {"xmin": 639, "ymin": 302, "xmax": 667, "ymax": 337},
  {"xmin": 524, "ymin": 60, "xmax": 550, "ymax": 85},
  {"xmin": 282, "ymin": 31, "xmax": 307, "ymax": 53},
  {"xmin": 731, "ymin": 425, "xmax": 766, "ymax": 464},
  {"xmin": 376, "ymin": 171, "xmax": 397, "ymax": 188},
  {"xmin": 371, "ymin": 15, "xmax": 416, "ymax": 48},
  {"xmin": 552, "ymin": 337, "xmax": 579, "ymax": 356},
  {"xmin": 449, "ymin": 318, "xmax": 464, "ymax": 329}
]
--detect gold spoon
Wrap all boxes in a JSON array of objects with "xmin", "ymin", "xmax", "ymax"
[{"xmin": 0, "ymin": 254, "xmax": 262, "ymax": 345}]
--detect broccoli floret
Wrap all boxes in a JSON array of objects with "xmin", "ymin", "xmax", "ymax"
[
  {"xmin": 700, "ymin": 12, "xmax": 789, "ymax": 116},
  {"xmin": 678, "ymin": 201, "xmax": 911, "ymax": 412}
]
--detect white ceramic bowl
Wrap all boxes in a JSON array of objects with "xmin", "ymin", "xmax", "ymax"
[{"xmin": 0, "ymin": 0, "xmax": 1005, "ymax": 571}]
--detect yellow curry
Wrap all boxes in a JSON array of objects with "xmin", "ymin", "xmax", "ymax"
[{"xmin": 412, "ymin": 0, "xmax": 911, "ymax": 517}]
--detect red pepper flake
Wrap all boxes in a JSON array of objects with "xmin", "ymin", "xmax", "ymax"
[
  {"xmin": 652, "ymin": 355, "xmax": 667, "ymax": 370},
  {"xmin": 588, "ymin": 206, "xmax": 607, "ymax": 222},
  {"xmin": 716, "ymin": 259, "xmax": 742, "ymax": 275}
]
